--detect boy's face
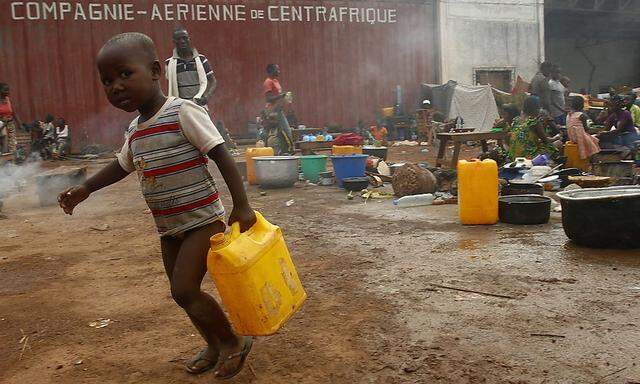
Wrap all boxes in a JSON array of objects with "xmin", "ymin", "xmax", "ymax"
[{"xmin": 97, "ymin": 47, "xmax": 160, "ymax": 113}]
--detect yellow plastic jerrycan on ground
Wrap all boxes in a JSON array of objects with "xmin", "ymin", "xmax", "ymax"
[
  {"xmin": 246, "ymin": 147, "xmax": 274, "ymax": 185},
  {"xmin": 458, "ymin": 159, "xmax": 498, "ymax": 225},
  {"xmin": 207, "ymin": 212, "xmax": 306, "ymax": 336},
  {"xmin": 332, "ymin": 145, "xmax": 362, "ymax": 155},
  {"xmin": 564, "ymin": 142, "xmax": 590, "ymax": 171}
]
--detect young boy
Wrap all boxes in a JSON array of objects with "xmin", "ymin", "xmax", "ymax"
[{"xmin": 58, "ymin": 32, "xmax": 255, "ymax": 378}]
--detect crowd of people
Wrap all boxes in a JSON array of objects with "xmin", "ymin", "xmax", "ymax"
[
  {"xmin": 26, "ymin": 115, "xmax": 71, "ymax": 160},
  {"xmin": 0, "ymin": 83, "xmax": 70, "ymax": 162},
  {"xmin": 493, "ymin": 61, "xmax": 640, "ymax": 164}
]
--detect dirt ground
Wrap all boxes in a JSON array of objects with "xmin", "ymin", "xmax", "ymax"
[{"xmin": 1, "ymin": 146, "xmax": 639, "ymax": 384}]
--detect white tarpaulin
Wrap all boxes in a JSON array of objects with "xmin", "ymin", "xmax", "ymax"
[{"xmin": 448, "ymin": 84, "xmax": 500, "ymax": 132}]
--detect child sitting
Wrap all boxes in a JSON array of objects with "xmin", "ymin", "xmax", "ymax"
[
  {"xmin": 58, "ymin": 32, "xmax": 255, "ymax": 378},
  {"xmin": 566, "ymin": 96, "xmax": 600, "ymax": 160},
  {"xmin": 54, "ymin": 118, "xmax": 70, "ymax": 157},
  {"xmin": 370, "ymin": 124, "xmax": 388, "ymax": 146}
]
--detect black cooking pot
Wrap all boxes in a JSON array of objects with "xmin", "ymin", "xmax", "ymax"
[
  {"xmin": 501, "ymin": 183, "xmax": 544, "ymax": 196},
  {"xmin": 342, "ymin": 177, "xmax": 370, "ymax": 192},
  {"xmin": 499, "ymin": 195, "xmax": 552, "ymax": 225},
  {"xmin": 552, "ymin": 168, "xmax": 584, "ymax": 188},
  {"xmin": 557, "ymin": 186, "xmax": 640, "ymax": 248},
  {"xmin": 362, "ymin": 146, "xmax": 388, "ymax": 161}
]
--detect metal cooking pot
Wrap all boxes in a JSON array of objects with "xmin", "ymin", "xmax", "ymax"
[
  {"xmin": 557, "ymin": 186, "xmax": 640, "ymax": 248},
  {"xmin": 499, "ymin": 195, "xmax": 551, "ymax": 225},
  {"xmin": 593, "ymin": 161, "xmax": 635, "ymax": 178},
  {"xmin": 501, "ymin": 182, "xmax": 544, "ymax": 196},
  {"xmin": 254, "ymin": 156, "xmax": 300, "ymax": 188}
]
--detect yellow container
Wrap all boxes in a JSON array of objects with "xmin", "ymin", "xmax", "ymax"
[
  {"xmin": 458, "ymin": 159, "xmax": 498, "ymax": 225},
  {"xmin": 331, "ymin": 145, "xmax": 362, "ymax": 155},
  {"xmin": 207, "ymin": 212, "xmax": 306, "ymax": 336},
  {"xmin": 564, "ymin": 142, "xmax": 590, "ymax": 171},
  {"xmin": 246, "ymin": 147, "xmax": 274, "ymax": 185},
  {"xmin": 382, "ymin": 106, "xmax": 395, "ymax": 117},
  {"xmin": 316, "ymin": 134, "xmax": 326, "ymax": 142}
]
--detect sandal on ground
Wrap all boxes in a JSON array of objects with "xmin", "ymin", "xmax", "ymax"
[
  {"xmin": 185, "ymin": 347, "xmax": 219, "ymax": 374},
  {"xmin": 214, "ymin": 337, "xmax": 254, "ymax": 380}
]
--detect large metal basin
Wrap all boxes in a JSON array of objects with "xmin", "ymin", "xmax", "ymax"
[
  {"xmin": 557, "ymin": 186, "xmax": 640, "ymax": 248},
  {"xmin": 254, "ymin": 156, "xmax": 299, "ymax": 188}
]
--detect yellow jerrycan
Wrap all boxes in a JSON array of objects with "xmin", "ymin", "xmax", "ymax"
[
  {"xmin": 458, "ymin": 159, "xmax": 498, "ymax": 225},
  {"xmin": 332, "ymin": 145, "xmax": 362, "ymax": 155},
  {"xmin": 246, "ymin": 147, "xmax": 274, "ymax": 185},
  {"xmin": 564, "ymin": 142, "xmax": 589, "ymax": 171},
  {"xmin": 207, "ymin": 212, "xmax": 306, "ymax": 336}
]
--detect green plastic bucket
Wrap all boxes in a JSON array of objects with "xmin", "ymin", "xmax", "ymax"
[{"xmin": 300, "ymin": 155, "xmax": 328, "ymax": 183}]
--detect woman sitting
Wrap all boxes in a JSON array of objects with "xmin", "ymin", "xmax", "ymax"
[
  {"xmin": 566, "ymin": 96, "xmax": 600, "ymax": 161},
  {"xmin": 598, "ymin": 95, "xmax": 640, "ymax": 151},
  {"xmin": 492, "ymin": 104, "xmax": 520, "ymax": 133},
  {"xmin": 508, "ymin": 96, "xmax": 561, "ymax": 160}
]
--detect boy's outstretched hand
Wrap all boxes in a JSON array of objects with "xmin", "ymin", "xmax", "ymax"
[
  {"xmin": 58, "ymin": 185, "xmax": 90, "ymax": 215},
  {"xmin": 228, "ymin": 204, "xmax": 257, "ymax": 233}
]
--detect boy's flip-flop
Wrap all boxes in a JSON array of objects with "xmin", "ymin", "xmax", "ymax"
[
  {"xmin": 185, "ymin": 347, "xmax": 219, "ymax": 374},
  {"xmin": 214, "ymin": 337, "xmax": 254, "ymax": 380}
]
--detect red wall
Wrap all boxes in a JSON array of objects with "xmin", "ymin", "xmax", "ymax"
[{"xmin": 0, "ymin": 0, "xmax": 438, "ymax": 150}]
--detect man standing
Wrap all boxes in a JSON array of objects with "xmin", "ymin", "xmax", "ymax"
[
  {"xmin": 166, "ymin": 27, "xmax": 236, "ymax": 149},
  {"xmin": 548, "ymin": 66, "xmax": 567, "ymax": 125},
  {"xmin": 165, "ymin": 27, "xmax": 216, "ymax": 106},
  {"xmin": 530, "ymin": 62, "xmax": 553, "ymax": 113}
]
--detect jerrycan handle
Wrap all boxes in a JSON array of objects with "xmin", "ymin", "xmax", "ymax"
[{"xmin": 228, "ymin": 211, "xmax": 269, "ymax": 241}]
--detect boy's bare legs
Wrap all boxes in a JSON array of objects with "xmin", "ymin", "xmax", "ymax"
[{"xmin": 161, "ymin": 221, "xmax": 242, "ymax": 374}]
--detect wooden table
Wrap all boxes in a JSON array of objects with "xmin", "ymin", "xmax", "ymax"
[
  {"xmin": 296, "ymin": 140, "xmax": 334, "ymax": 155},
  {"xmin": 292, "ymin": 128, "xmax": 324, "ymax": 142},
  {"xmin": 435, "ymin": 131, "xmax": 507, "ymax": 168}
]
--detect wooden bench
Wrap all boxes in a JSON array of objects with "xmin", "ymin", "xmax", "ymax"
[
  {"xmin": 296, "ymin": 140, "xmax": 334, "ymax": 155},
  {"xmin": 435, "ymin": 131, "xmax": 507, "ymax": 168}
]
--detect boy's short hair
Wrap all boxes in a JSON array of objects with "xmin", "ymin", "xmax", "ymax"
[{"xmin": 99, "ymin": 32, "xmax": 158, "ymax": 62}]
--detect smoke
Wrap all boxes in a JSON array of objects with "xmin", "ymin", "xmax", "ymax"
[{"xmin": 0, "ymin": 160, "xmax": 43, "ymax": 198}]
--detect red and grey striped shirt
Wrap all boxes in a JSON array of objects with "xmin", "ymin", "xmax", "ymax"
[{"xmin": 117, "ymin": 97, "xmax": 225, "ymax": 237}]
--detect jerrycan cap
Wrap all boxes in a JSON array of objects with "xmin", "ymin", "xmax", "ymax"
[{"xmin": 210, "ymin": 233, "xmax": 226, "ymax": 247}]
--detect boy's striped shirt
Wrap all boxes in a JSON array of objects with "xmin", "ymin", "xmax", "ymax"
[{"xmin": 117, "ymin": 97, "xmax": 225, "ymax": 236}]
